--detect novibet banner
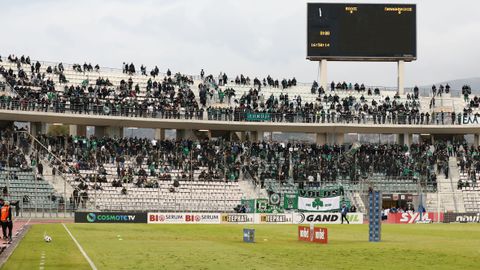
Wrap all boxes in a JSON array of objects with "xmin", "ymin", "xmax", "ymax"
[{"xmin": 297, "ymin": 196, "xmax": 340, "ymax": 212}]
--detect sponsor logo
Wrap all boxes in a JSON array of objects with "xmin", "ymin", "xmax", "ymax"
[
  {"xmin": 444, "ymin": 213, "xmax": 480, "ymax": 223},
  {"xmin": 87, "ymin": 213, "xmax": 96, "ymax": 222},
  {"xmin": 346, "ymin": 214, "xmax": 359, "ymax": 222},
  {"xmin": 299, "ymin": 227, "xmax": 309, "ymax": 238},
  {"xmin": 221, "ymin": 214, "xmax": 253, "ymax": 223},
  {"xmin": 399, "ymin": 212, "xmax": 431, "ymax": 223},
  {"xmin": 149, "ymin": 214, "xmax": 183, "ymax": 222},
  {"xmin": 185, "ymin": 215, "xmax": 201, "ymax": 222},
  {"xmin": 387, "ymin": 212, "xmax": 443, "ymax": 224},
  {"xmin": 298, "ymin": 226, "xmax": 328, "ymax": 243},
  {"xmin": 315, "ymin": 230, "xmax": 325, "ymax": 240},
  {"xmin": 185, "ymin": 214, "xmax": 219, "ymax": 222},
  {"xmin": 456, "ymin": 213, "xmax": 480, "ymax": 223},
  {"xmin": 303, "ymin": 213, "xmax": 339, "ymax": 223},
  {"xmin": 148, "ymin": 213, "xmax": 221, "ymax": 224},
  {"xmin": 87, "ymin": 213, "xmax": 136, "ymax": 223},
  {"xmin": 260, "ymin": 214, "xmax": 291, "ymax": 223}
]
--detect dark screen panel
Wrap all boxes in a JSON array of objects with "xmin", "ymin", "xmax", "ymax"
[{"xmin": 307, "ymin": 3, "xmax": 416, "ymax": 61}]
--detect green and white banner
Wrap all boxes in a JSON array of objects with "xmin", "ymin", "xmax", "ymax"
[
  {"xmin": 297, "ymin": 196, "xmax": 340, "ymax": 212},
  {"xmin": 284, "ymin": 194, "xmax": 298, "ymax": 210}
]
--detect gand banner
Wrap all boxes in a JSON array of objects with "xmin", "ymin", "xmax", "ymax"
[
  {"xmin": 297, "ymin": 196, "xmax": 340, "ymax": 212},
  {"xmin": 294, "ymin": 212, "xmax": 363, "ymax": 224}
]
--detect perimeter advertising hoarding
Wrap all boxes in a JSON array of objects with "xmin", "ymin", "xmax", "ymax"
[
  {"xmin": 294, "ymin": 212, "xmax": 363, "ymax": 224},
  {"xmin": 75, "ymin": 212, "xmax": 148, "ymax": 223},
  {"xmin": 386, "ymin": 212, "xmax": 444, "ymax": 224},
  {"xmin": 147, "ymin": 213, "xmax": 221, "ymax": 224},
  {"xmin": 443, "ymin": 213, "xmax": 480, "ymax": 223}
]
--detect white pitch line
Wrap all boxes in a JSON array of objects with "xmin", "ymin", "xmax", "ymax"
[{"xmin": 62, "ymin": 223, "xmax": 97, "ymax": 270}]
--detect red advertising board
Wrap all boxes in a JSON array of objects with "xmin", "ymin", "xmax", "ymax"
[
  {"xmin": 298, "ymin": 226, "xmax": 328, "ymax": 244},
  {"xmin": 312, "ymin": 227, "xmax": 328, "ymax": 243},
  {"xmin": 386, "ymin": 212, "xmax": 444, "ymax": 224},
  {"xmin": 298, "ymin": 226, "xmax": 311, "ymax": 241}
]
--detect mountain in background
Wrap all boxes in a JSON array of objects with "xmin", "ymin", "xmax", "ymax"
[{"xmin": 420, "ymin": 77, "xmax": 480, "ymax": 95}]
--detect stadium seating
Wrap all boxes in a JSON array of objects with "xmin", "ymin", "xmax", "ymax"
[
  {"xmin": 1, "ymin": 54, "xmax": 479, "ymax": 215},
  {"xmin": 0, "ymin": 168, "xmax": 59, "ymax": 210},
  {"xmin": 2, "ymin": 55, "xmax": 471, "ymax": 125}
]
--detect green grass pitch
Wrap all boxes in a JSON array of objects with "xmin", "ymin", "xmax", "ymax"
[{"xmin": 2, "ymin": 223, "xmax": 480, "ymax": 270}]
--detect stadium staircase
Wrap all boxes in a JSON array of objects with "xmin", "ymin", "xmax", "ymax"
[
  {"xmin": 0, "ymin": 168, "xmax": 59, "ymax": 211},
  {"xmin": 425, "ymin": 157, "xmax": 465, "ymax": 212},
  {"xmin": 347, "ymin": 191, "xmax": 366, "ymax": 214}
]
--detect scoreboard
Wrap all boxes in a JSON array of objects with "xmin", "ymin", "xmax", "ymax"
[{"xmin": 307, "ymin": 3, "xmax": 416, "ymax": 61}]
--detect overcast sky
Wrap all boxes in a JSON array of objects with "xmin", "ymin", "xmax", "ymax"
[{"xmin": 1, "ymin": 0, "xmax": 479, "ymax": 87}]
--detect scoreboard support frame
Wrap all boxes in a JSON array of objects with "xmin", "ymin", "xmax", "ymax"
[
  {"xmin": 318, "ymin": 60, "xmax": 328, "ymax": 91},
  {"xmin": 318, "ymin": 59, "xmax": 406, "ymax": 95},
  {"xmin": 397, "ymin": 60, "xmax": 405, "ymax": 95}
]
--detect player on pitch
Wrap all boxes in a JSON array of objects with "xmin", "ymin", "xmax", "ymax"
[{"xmin": 341, "ymin": 204, "xmax": 349, "ymax": 224}]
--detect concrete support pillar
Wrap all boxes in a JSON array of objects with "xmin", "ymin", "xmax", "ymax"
[
  {"xmin": 69, "ymin": 125, "xmax": 77, "ymax": 137},
  {"xmin": 319, "ymin": 59, "xmax": 328, "ymax": 91},
  {"xmin": 155, "ymin": 128, "xmax": 165, "ymax": 141},
  {"xmin": 475, "ymin": 134, "xmax": 480, "ymax": 148},
  {"xmin": 78, "ymin": 125, "xmax": 87, "ymax": 137},
  {"xmin": 397, "ymin": 134, "xmax": 405, "ymax": 145},
  {"xmin": 398, "ymin": 133, "xmax": 413, "ymax": 146},
  {"xmin": 238, "ymin": 132, "xmax": 246, "ymax": 142},
  {"xmin": 397, "ymin": 60, "xmax": 405, "ymax": 95},
  {"xmin": 334, "ymin": 133, "xmax": 344, "ymax": 145},
  {"xmin": 30, "ymin": 122, "xmax": 47, "ymax": 136},
  {"xmin": 316, "ymin": 133, "xmax": 326, "ymax": 145},
  {"xmin": 248, "ymin": 131, "xmax": 264, "ymax": 142},
  {"xmin": 105, "ymin": 126, "xmax": 123, "ymax": 138},
  {"xmin": 94, "ymin": 126, "xmax": 106, "ymax": 138},
  {"xmin": 256, "ymin": 131, "xmax": 264, "ymax": 142},
  {"xmin": 405, "ymin": 133, "xmax": 413, "ymax": 147},
  {"xmin": 176, "ymin": 129, "xmax": 196, "ymax": 140},
  {"xmin": 69, "ymin": 125, "xmax": 87, "ymax": 137}
]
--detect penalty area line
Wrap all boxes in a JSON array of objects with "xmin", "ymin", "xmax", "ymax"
[{"xmin": 62, "ymin": 223, "xmax": 97, "ymax": 270}]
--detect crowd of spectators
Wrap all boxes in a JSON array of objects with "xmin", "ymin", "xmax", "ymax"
[
  {"xmin": 26, "ymin": 134, "xmax": 448, "ymax": 199},
  {"xmin": 456, "ymin": 143, "xmax": 480, "ymax": 189},
  {"xmin": 2, "ymin": 124, "xmax": 475, "ymax": 212},
  {"xmin": 1, "ymin": 55, "xmax": 478, "ymax": 126}
]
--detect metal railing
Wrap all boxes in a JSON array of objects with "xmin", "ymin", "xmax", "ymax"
[{"xmin": 1, "ymin": 98, "xmax": 476, "ymax": 126}]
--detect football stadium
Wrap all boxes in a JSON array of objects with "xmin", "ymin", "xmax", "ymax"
[{"xmin": 0, "ymin": 1, "xmax": 480, "ymax": 269}]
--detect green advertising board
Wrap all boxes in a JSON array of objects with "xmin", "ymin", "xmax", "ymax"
[{"xmin": 246, "ymin": 113, "xmax": 271, "ymax": 122}]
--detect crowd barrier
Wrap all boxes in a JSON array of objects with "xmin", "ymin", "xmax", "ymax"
[
  {"xmin": 443, "ymin": 212, "xmax": 480, "ymax": 223},
  {"xmin": 74, "ymin": 211, "xmax": 364, "ymax": 224},
  {"xmin": 386, "ymin": 212, "xmax": 444, "ymax": 224}
]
